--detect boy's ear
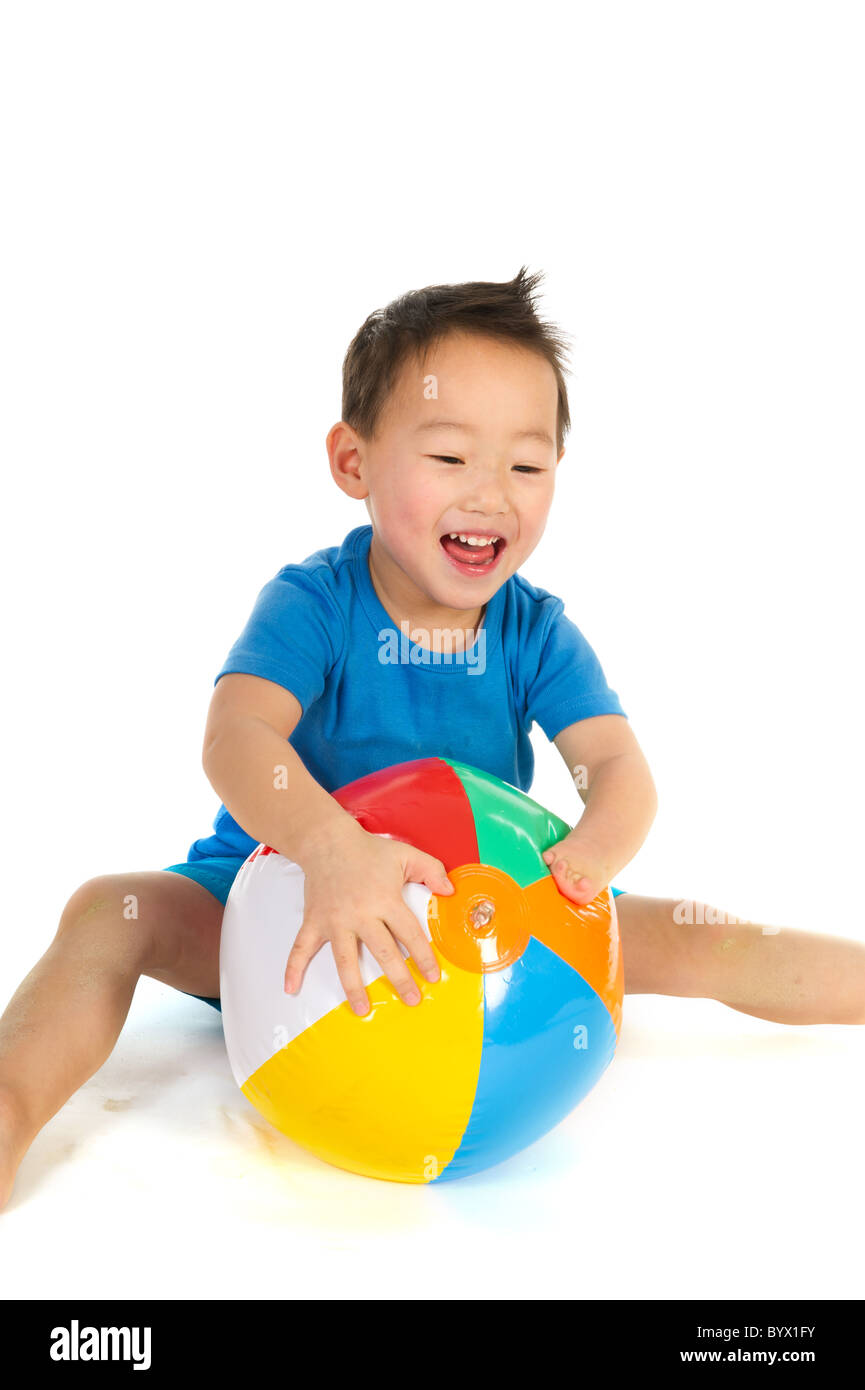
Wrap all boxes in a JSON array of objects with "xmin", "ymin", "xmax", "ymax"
[{"xmin": 327, "ymin": 421, "xmax": 369, "ymax": 499}]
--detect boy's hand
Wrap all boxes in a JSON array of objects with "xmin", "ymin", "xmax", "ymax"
[
  {"xmin": 283, "ymin": 824, "xmax": 454, "ymax": 1016},
  {"xmin": 541, "ymin": 832, "xmax": 615, "ymax": 908}
]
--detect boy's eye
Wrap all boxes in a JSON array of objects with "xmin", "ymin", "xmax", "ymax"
[{"xmin": 431, "ymin": 455, "xmax": 543, "ymax": 474}]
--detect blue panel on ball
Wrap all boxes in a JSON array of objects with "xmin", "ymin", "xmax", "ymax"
[{"xmin": 434, "ymin": 937, "xmax": 618, "ymax": 1182}]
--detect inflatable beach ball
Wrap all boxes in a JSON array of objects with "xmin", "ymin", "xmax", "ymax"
[{"xmin": 219, "ymin": 757, "xmax": 623, "ymax": 1184}]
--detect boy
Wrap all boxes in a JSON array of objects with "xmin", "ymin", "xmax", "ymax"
[{"xmin": 1, "ymin": 267, "xmax": 863, "ymax": 1211}]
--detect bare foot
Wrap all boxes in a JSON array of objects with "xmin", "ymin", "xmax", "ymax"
[{"xmin": 0, "ymin": 1086, "xmax": 33, "ymax": 1212}]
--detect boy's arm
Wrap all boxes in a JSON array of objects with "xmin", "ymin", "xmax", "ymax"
[
  {"xmin": 201, "ymin": 671, "xmax": 364, "ymax": 864},
  {"xmin": 201, "ymin": 672, "xmax": 452, "ymax": 1015},
  {"xmin": 543, "ymin": 714, "xmax": 658, "ymax": 906}
]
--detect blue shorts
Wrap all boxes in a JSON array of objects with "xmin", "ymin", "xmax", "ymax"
[
  {"xmin": 162, "ymin": 856, "xmax": 246, "ymax": 1012},
  {"xmin": 162, "ymin": 855, "xmax": 628, "ymax": 1015}
]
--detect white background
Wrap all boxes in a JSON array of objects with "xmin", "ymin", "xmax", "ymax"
[{"xmin": 0, "ymin": 2, "xmax": 862, "ymax": 1301}]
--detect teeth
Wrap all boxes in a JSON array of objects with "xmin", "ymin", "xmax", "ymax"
[{"xmin": 447, "ymin": 533, "xmax": 500, "ymax": 546}]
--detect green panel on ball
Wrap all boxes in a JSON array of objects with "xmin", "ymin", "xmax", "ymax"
[{"xmin": 440, "ymin": 758, "xmax": 573, "ymax": 888}]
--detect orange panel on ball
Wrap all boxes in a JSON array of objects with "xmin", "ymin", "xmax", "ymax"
[{"xmin": 523, "ymin": 876, "xmax": 623, "ymax": 1034}]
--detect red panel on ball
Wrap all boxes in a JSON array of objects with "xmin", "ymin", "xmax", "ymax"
[{"xmin": 331, "ymin": 757, "xmax": 479, "ymax": 871}]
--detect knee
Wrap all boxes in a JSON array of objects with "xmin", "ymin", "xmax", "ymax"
[
  {"xmin": 671, "ymin": 899, "xmax": 767, "ymax": 997},
  {"xmin": 58, "ymin": 876, "xmax": 126, "ymax": 930},
  {"xmin": 56, "ymin": 876, "xmax": 152, "ymax": 967},
  {"xmin": 658, "ymin": 897, "xmax": 749, "ymax": 996}
]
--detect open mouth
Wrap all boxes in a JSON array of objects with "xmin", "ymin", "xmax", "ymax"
[{"xmin": 439, "ymin": 532, "xmax": 505, "ymax": 571}]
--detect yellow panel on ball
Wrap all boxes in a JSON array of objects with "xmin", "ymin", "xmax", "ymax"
[{"xmin": 240, "ymin": 951, "xmax": 484, "ymax": 1184}]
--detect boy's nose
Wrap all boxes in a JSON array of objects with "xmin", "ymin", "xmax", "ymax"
[{"xmin": 458, "ymin": 477, "xmax": 510, "ymax": 515}]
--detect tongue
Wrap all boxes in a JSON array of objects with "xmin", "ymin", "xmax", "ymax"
[{"xmin": 441, "ymin": 535, "xmax": 496, "ymax": 565}]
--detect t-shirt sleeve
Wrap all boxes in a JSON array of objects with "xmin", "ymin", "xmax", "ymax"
[
  {"xmin": 522, "ymin": 597, "xmax": 627, "ymax": 740},
  {"xmin": 214, "ymin": 565, "xmax": 344, "ymax": 713}
]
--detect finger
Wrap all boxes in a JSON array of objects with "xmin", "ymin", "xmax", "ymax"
[
  {"xmin": 387, "ymin": 902, "xmax": 440, "ymax": 983},
  {"xmin": 330, "ymin": 932, "xmax": 372, "ymax": 1017},
  {"xmin": 549, "ymin": 863, "xmax": 599, "ymax": 905},
  {"xmin": 358, "ymin": 922, "xmax": 423, "ymax": 1006},
  {"xmin": 404, "ymin": 849, "xmax": 455, "ymax": 896},
  {"xmin": 544, "ymin": 851, "xmax": 587, "ymax": 885},
  {"xmin": 542, "ymin": 846, "xmax": 572, "ymax": 869},
  {"xmin": 284, "ymin": 922, "xmax": 324, "ymax": 994}
]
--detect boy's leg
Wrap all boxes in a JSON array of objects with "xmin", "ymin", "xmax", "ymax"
[
  {"xmin": 0, "ymin": 870, "xmax": 223, "ymax": 1210},
  {"xmin": 615, "ymin": 893, "xmax": 865, "ymax": 1025}
]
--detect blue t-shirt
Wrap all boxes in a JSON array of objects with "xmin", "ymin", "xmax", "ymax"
[{"xmin": 187, "ymin": 524, "xmax": 627, "ymax": 862}]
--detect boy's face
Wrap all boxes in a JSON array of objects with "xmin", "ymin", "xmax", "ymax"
[{"xmin": 331, "ymin": 329, "xmax": 563, "ymax": 617}]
